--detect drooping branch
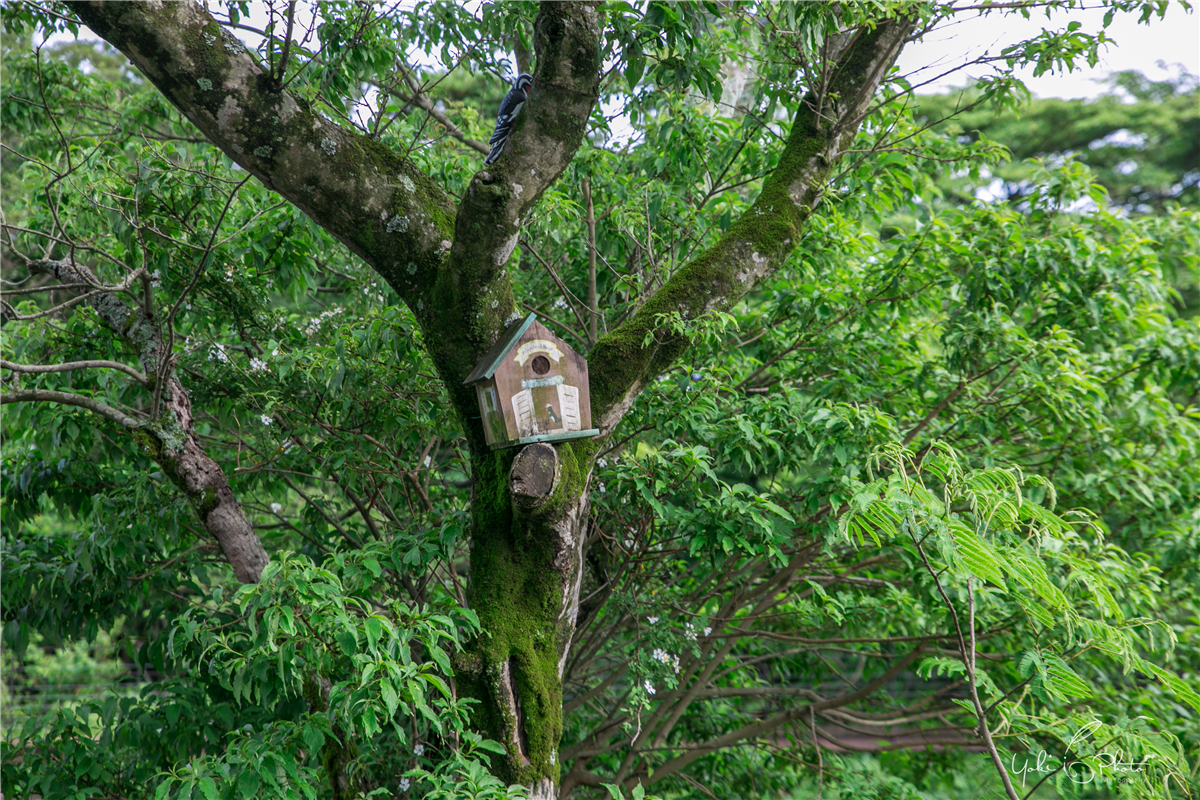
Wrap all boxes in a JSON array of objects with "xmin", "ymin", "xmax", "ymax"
[
  {"xmin": 25, "ymin": 255, "xmax": 270, "ymax": 584},
  {"xmin": 587, "ymin": 16, "xmax": 916, "ymax": 432},
  {"xmin": 634, "ymin": 646, "xmax": 926, "ymax": 788}
]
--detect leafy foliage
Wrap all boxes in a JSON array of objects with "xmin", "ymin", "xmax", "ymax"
[{"xmin": 3, "ymin": 1, "xmax": 1199, "ymax": 799}]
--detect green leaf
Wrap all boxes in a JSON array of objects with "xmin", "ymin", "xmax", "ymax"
[
  {"xmin": 198, "ymin": 777, "xmax": 219, "ymax": 800},
  {"xmin": 237, "ymin": 770, "xmax": 260, "ymax": 799},
  {"xmin": 302, "ymin": 722, "xmax": 325, "ymax": 753}
]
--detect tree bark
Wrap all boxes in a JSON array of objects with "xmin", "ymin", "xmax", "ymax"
[{"xmin": 454, "ymin": 444, "xmax": 594, "ymax": 787}]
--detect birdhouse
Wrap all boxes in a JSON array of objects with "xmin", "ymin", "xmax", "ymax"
[{"xmin": 463, "ymin": 313, "xmax": 599, "ymax": 449}]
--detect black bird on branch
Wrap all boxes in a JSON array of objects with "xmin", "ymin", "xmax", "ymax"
[{"xmin": 484, "ymin": 73, "xmax": 532, "ymax": 165}]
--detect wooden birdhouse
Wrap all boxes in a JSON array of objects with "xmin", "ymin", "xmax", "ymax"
[{"xmin": 463, "ymin": 313, "xmax": 598, "ymax": 449}]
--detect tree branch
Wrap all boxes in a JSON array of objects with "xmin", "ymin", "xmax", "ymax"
[
  {"xmin": 0, "ymin": 358, "xmax": 148, "ymax": 385},
  {"xmin": 0, "ymin": 387, "xmax": 140, "ymax": 428},
  {"xmin": 638, "ymin": 646, "xmax": 926, "ymax": 788},
  {"xmin": 63, "ymin": 0, "xmax": 455, "ymax": 315},
  {"xmin": 587, "ymin": 15, "xmax": 915, "ymax": 433}
]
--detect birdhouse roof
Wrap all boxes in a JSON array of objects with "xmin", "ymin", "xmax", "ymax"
[{"xmin": 462, "ymin": 312, "xmax": 541, "ymax": 386}]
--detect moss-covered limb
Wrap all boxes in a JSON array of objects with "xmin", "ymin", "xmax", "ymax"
[
  {"xmin": 459, "ymin": 439, "xmax": 596, "ymax": 787},
  {"xmin": 438, "ymin": 2, "xmax": 602, "ymax": 378},
  {"xmin": 32, "ymin": 256, "xmax": 270, "ymax": 583},
  {"xmin": 587, "ymin": 16, "xmax": 915, "ymax": 431},
  {"xmin": 64, "ymin": 1, "xmax": 455, "ymax": 314}
]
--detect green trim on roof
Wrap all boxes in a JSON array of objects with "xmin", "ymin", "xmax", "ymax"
[
  {"xmin": 491, "ymin": 429, "xmax": 600, "ymax": 449},
  {"xmin": 463, "ymin": 313, "xmax": 538, "ymax": 385}
]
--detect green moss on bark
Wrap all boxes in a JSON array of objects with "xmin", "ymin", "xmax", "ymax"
[{"xmin": 459, "ymin": 440, "xmax": 597, "ymax": 785}]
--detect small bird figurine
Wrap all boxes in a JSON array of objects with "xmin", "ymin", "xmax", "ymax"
[
  {"xmin": 546, "ymin": 405, "xmax": 561, "ymax": 425},
  {"xmin": 484, "ymin": 73, "xmax": 533, "ymax": 166}
]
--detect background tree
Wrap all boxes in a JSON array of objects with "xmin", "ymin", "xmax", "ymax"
[
  {"xmin": 915, "ymin": 66, "xmax": 1199, "ymax": 213},
  {"xmin": 2, "ymin": 2, "xmax": 1198, "ymax": 800}
]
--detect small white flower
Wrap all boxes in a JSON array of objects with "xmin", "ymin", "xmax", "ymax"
[
  {"xmin": 399, "ymin": 777, "xmax": 411, "ymax": 792},
  {"xmin": 598, "ymin": 458, "xmax": 608, "ymax": 468},
  {"xmin": 249, "ymin": 357, "xmax": 267, "ymax": 371},
  {"xmin": 423, "ymin": 456, "xmax": 431, "ymax": 468},
  {"xmin": 271, "ymin": 348, "xmax": 279, "ymax": 357},
  {"xmin": 413, "ymin": 744, "xmax": 424, "ymax": 757},
  {"xmin": 648, "ymin": 617, "xmax": 658, "ymax": 624},
  {"xmin": 644, "ymin": 679, "xmax": 656, "ymax": 695},
  {"xmin": 704, "ymin": 627, "xmax": 713, "ymax": 637},
  {"xmin": 685, "ymin": 623, "xmax": 697, "ymax": 641},
  {"xmin": 599, "ymin": 483, "xmax": 606, "ymax": 493},
  {"xmin": 270, "ymin": 503, "xmax": 282, "ymax": 514},
  {"xmin": 261, "ymin": 415, "xmax": 273, "ymax": 426},
  {"xmin": 553, "ymin": 296, "xmax": 568, "ymax": 310},
  {"xmin": 624, "ymin": 539, "xmax": 634, "ymax": 549}
]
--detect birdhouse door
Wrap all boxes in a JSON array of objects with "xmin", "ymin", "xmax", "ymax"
[
  {"xmin": 512, "ymin": 389, "xmax": 535, "ymax": 436},
  {"xmin": 558, "ymin": 384, "xmax": 581, "ymax": 431}
]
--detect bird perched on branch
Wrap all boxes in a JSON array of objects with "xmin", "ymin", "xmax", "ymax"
[{"xmin": 484, "ymin": 73, "xmax": 532, "ymax": 166}]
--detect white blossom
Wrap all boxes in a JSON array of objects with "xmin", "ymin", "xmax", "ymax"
[
  {"xmin": 270, "ymin": 503, "xmax": 282, "ymax": 514},
  {"xmin": 413, "ymin": 744, "xmax": 424, "ymax": 757},
  {"xmin": 647, "ymin": 617, "xmax": 658, "ymax": 624},
  {"xmin": 208, "ymin": 343, "xmax": 229, "ymax": 363},
  {"xmin": 652, "ymin": 648, "xmax": 680, "ymax": 674},
  {"xmin": 399, "ymin": 777, "xmax": 411, "ymax": 792},
  {"xmin": 261, "ymin": 414, "xmax": 273, "ymax": 426},
  {"xmin": 304, "ymin": 307, "xmax": 344, "ymax": 336},
  {"xmin": 553, "ymin": 296, "xmax": 568, "ymax": 310},
  {"xmin": 271, "ymin": 348, "xmax": 280, "ymax": 357},
  {"xmin": 685, "ymin": 623, "xmax": 697, "ymax": 641},
  {"xmin": 249, "ymin": 357, "xmax": 267, "ymax": 371},
  {"xmin": 644, "ymin": 679, "xmax": 656, "ymax": 695},
  {"xmin": 704, "ymin": 627, "xmax": 713, "ymax": 637},
  {"xmin": 423, "ymin": 456, "xmax": 431, "ymax": 468}
]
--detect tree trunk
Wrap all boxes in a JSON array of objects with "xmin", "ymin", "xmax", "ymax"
[{"xmin": 455, "ymin": 442, "xmax": 593, "ymax": 788}]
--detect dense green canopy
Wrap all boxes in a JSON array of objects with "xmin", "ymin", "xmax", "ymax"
[{"xmin": 2, "ymin": 2, "xmax": 1197, "ymax": 800}]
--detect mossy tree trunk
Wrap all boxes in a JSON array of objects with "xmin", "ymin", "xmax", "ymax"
[{"xmin": 66, "ymin": 1, "xmax": 915, "ymax": 794}]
